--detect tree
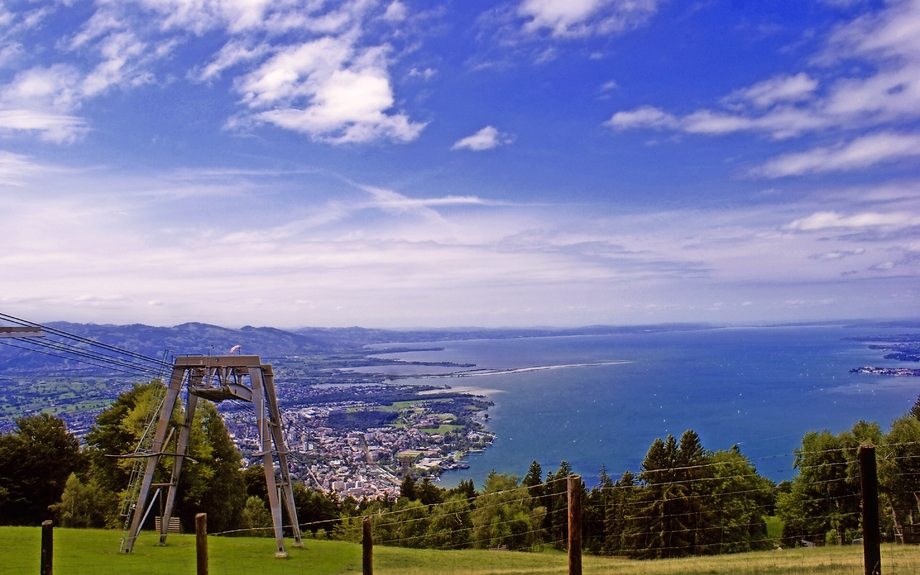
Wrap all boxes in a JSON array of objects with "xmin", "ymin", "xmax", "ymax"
[
  {"xmin": 523, "ymin": 460, "xmax": 544, "ymax": 500},
  {"xmin": 293, "ymin": 483, "xmax": 340, "ymax": 535},
  {"xmin": 623, "ymin": 431, "xmax": 728, "ymax": 558},
  {"xmin": 84, "ymin": 382, "xmax": 167, "ymax": 496},
  {"xmin": 175, "ymin": 401, "xmax": 247, "ymax": 533},
  {"xmin": 777, "ymin": 423, "xmax": 875, "ymax": 546},
  {"xmin": 417, "ymin": 478, "xmax": 444, "ymax": 505},
  {"xmin": 583, "ymin": 464, "xmax": 613, "ymax": 554},
  {"xmin": 0, "ymin": 413, "xmax": 86, "ymax": 525},
  {"xmin": 709, "ymin": 447, "xmax": 774, "ymax": 553},
  {"xmin": 603, "ymin": 470, "xmax": 635, "ymax": 555},
  {"xmin": 625, "ymin": 435, "xmax": 692, "ymax": 558},
  {"xmin": 240, "ymin": 496, "xmax": 273, "ymax": 537},
  {"xmin": 447, "ymin": 478, "xmax": 476, "ymax": 501},
  {"xmin": 50, "ymin": 473, "xmax": 117, "ymax": 528},
  {"xmin": 243, "ymin": 464, "xmax": 269, "ymax": 502},
  {"xmin": 400, "ymin": 474, "xmax": 417, "ymax": 501},
  {"xmin": 675, "ymin": 429, "xmax": 715, "ymax": 555},
  {"xmin": 879, "ymin": 415, "xmax": 920, "ymax": 542},
  {"xmin": 425, "ymin": 493, "xmax": 472, "ymax": 549},
  {"xmin": 84, "ymin": 381, "xmax": 248, "ymax": 532},
  {"xmin": 471, "ymin": 471, "xmax": 545, "ymax": 550},
  {"xmin": 543, "ymin": 460, "xmax": 574, "ymax": 549}
]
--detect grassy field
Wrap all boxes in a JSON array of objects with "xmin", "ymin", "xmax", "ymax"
[{"xmin": 3, "ymin": 526, "xmax": 920, "ymax": 575}]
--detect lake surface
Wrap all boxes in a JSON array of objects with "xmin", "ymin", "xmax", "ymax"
[{"xmin": 368, "ymin": 325, "xmax": 919, "ymax": 487}]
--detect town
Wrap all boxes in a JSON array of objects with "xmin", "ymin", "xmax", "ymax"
[{"xmin": 221, "ymin": 383, "xmax": 495, "ymax": 501}]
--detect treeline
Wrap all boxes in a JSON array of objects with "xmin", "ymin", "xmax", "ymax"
[
  {"xmin": 0, "ymin": 381, "xmax": 340, "ymax": 535},
  {"xmin": 335, "ymin": 430, "xmax": 774, "ymax": 558},
  {"xmin": 2, "ymin": 381, "xmax": 920, "ymax": 561},
  {"xmin": 776, "ymin": 410, "xmax": 920, "ymax": 547}
]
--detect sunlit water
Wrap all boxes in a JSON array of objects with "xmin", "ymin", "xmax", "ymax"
[{"xmin": 367, "ymin": 325, "xmax": 919, "ymax": 487}]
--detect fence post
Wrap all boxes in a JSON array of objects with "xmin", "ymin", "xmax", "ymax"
[
  {"xmin": 859, "ymin": 445, "xmax": 881, "ymax": 575},
  {"xmin": 363, "ymin": 515, "xmax": 373, "ymax": 575},
  {"xmin": 195, "ymin": 513, "xmax": 208, "ymax": 575},
  {"xmin": 568, "ymin": 475, "xmax": 582, "ymax": 575},
  {"xmin": 40, "ymin": 520, "xmax": 53, "ymax": 575}
]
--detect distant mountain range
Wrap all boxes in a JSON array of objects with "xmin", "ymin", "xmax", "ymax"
[
  {"xmin": 0, "ymin": 321, "xmax": 720, "ymax": 373},
  {"xmin": 4, "ymin": 318, "xmax": 918, "ymax": 374}
]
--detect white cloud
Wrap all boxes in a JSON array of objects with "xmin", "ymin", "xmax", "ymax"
[
  {"xmin": 606, "ymin": 0, "xmax": 920, "ymax": 174},
  {"xmin": 518, "ymin": 0, "xmax": 662, "ymax": 38},
  {"xmin": 408, "ymin": 67, "xmax": 437, "ymax": 80},
  {"xmin": 604, "ymin": 106, "xmax": 678, "ymax": 130},
  {"xmin": 194, "ymin": 39, "xmax": 269, "ymax": 82},
  {"xmin": 817, "ymin": 0, "xmax": 869, "ymax": 8},
  {"xmin": 26, "ymin": 0, "xmax": 426, "ymax": 145},
  {"xmin": 81, "ymin": 31, "xmax": 161, "ymax": 97},
  {"xmin": 382, "ymin": 1, "xmax": 407, "ymax": 22},
  {"xmin": 0, "ymin": 111, "xmax": 87, "ymax": 143},
  {"xmin": 1, "ymin": 65, "xmax": 81, "ymax": 111},
  {"xmin": 753, "ymin": 132, "xmax": 920, "ymax": 177},
  {"xmin": 0, "ymin": 65, "xmax": 87, "ymax": 142},
  {"xmin": 598, "ymin": 79, "xmax": 618, "ymax": 92},
  {"xmin": 810, "ymin": 248, "xmax": 865, "ymax": 260},
  {"xmin": 727, "ymin": 73, "xmax": 818, "ymax": 109},
  {"xmin": 0, "ymin": 151, "xmax": 41, "ymax": 184},
  {"xmin": 784, "ymin": 211, "xmax": 920, "ymax": 231},
  {"xmin": 452, "ymin": 126, "xmax": 514, "ymax": 151},
  {"xmin": 2, "ymin": 165, "xmax": 918, "ymax": 327}
]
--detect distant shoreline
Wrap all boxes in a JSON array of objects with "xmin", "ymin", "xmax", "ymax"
[{"xmin": 398, "ymin": 361, "xmax": 631, "ymax": 379}]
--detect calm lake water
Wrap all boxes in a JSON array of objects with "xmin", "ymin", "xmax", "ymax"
[{"xmin": 369, "ymin": 325, "xmax": 920, "ymax": 487}]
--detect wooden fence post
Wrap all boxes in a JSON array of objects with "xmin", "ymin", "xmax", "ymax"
[
  {"xmin": 363, "ymin": 515, "xmax": 373, "ymax": 575},
  {"xmin": 568, "ymin": 475, "xmax": 582, "ymax": 575},
  {"xmin": 40, "ymin": 520, "xmax": 53, "ymax": 575},
  {"xmin": 195, "ymin": 513, "xmax": 208, "ymax": 575},
  {"xmin": 859, "ymin": 445, "xmax": 881, "ymax": 575}
]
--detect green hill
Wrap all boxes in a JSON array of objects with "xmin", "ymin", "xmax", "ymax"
[{"xmin": 4, "ymin": 526, "xmax": 920, "ymax": 575}]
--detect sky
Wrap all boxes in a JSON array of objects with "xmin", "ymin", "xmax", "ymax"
[{"xmin": 0, "ymin": 0, "xmax": 918, "ymax": 329}]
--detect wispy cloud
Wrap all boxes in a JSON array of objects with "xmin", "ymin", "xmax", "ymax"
[
  {"xmin": 3, "ymin": 165, "xmax": 917, "ymax": 326},
  {"xmin": 452, "ymin": 126, "xmax": 515, "ymax": 151},
  {"xmin": 517, "ymin": 0, "xmax": 663, "ymax": 38},
  {"xmin": 752, "ymin": 132, "xmax": 920, "ymax": 177},
  {"xmin": 784, "ymin": 210, "xmax": 920, "ymax": 231},
  {"xmin": 0, "ymin": 0, "xmax": 426, "ymax": 145},
  {"xmin": 606, "ymin": 0, "xmax": 920, "ymax": 175}
]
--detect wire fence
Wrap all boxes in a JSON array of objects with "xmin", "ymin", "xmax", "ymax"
[{"xmin": 5, "ymin": 453, "xmax": 920, "ymax": 575}]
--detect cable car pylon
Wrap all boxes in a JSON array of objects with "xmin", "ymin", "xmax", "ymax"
[{"xmin": 122, "ymin": 355, "xmax": 303, "ymax": 556}]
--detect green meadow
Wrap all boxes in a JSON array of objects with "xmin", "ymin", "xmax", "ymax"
[{"xmin": 4, "ymin": 526, "xmax": 920, "ymax": 575}]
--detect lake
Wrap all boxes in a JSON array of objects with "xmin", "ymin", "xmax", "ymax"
[{"xmin": 367, "ymin": 325, "xmax": 920, "ymax": 487}]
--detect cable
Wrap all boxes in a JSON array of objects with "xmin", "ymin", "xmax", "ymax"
[
  {"xmin": 0, "ymin": 312, "xmax": 170, "ymax": 368},
  {"xmin": 0, "ymin": 339, "xmax": 154, "ymax": 376}
]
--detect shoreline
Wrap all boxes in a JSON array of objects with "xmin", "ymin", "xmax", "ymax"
[{"xmin": 395, "ymin": 360, "xmax": 631, "ymax": 379}]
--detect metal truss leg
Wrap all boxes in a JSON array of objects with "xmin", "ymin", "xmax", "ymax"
[
  {"xmin": 159, "ymin": 391, "xmax": 197, "ymax": 544},
  {"xmin": 251, "ymin": 367, "xmax": 288, "ymax": 556},
  {"xmin": 262, "ymin": 365, "xmax": 303, "ymax": 546},
  {"xmin": 124, "ymin": 367, "xmax": 184, "ymax": 553}
]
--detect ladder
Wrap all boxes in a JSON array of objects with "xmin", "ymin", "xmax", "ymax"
[{"xmin": 119, "ymin": 381, "xmax": 169, "ymax": 551}]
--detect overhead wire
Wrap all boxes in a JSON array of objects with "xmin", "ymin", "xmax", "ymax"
[
  {"xmin": 0, "ymin": 312, "xmax": 170, "ymax": 367},
  {"xmin": 0, "ymin": 312, "xmax": 172, "ymax": 375}
]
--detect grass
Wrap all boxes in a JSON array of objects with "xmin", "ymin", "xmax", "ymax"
[{"xmin": 3, "ymin": 526, "xmax": 920, "ymax": 575}]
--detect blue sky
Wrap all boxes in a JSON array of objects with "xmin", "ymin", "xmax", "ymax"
[{"xmin": 0, "ymin": 0, "xmax": 918, "ymax": 328}]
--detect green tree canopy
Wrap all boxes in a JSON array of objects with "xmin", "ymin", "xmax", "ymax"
[
  {"xmin": 83, "ymin": 380, "xmax": 247, "ymax": 532},
  {"xmin": 0, "ymin": 413, "xmax": 86, "ymax": 525}
]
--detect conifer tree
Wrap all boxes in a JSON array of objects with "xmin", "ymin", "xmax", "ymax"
[
  {"xmin": 400, "ymin": 474, "xmax": 417, "ymax": 501},
  {"xmin": 603, "ymin": 470, "xmax": 634, "ymax": 555}
]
